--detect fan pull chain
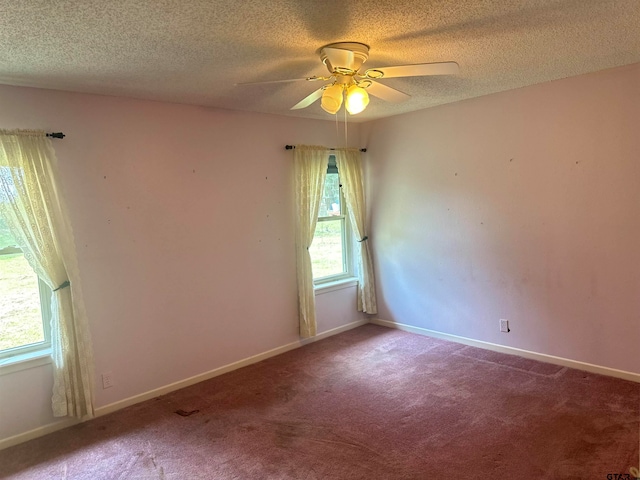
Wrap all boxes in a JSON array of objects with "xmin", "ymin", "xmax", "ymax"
[{"xmin": 343, "ymin": 101, "xmax": 348, "ymax": 148}]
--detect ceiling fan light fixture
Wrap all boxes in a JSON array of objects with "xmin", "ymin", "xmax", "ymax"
[
  {"xmin": 345, "ymin": 84, "xmax": 369, "ymax": 115},
  {"xmin": 241, "ymin": 42, "xmax": 458, "ymax": 115},
  {"xmin": 321, "ymin": 84, "xmax": 344, "ymax": 114}
]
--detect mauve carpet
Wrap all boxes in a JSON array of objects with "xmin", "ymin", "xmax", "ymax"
[{"xmin": 1, "ymin": 324, "xmax": 638, "ymax": 479}]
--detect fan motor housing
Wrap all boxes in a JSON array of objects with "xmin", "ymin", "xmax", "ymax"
[{"xmin": 320, "ymin": 42, "xmax": 370, "ymax": 73}]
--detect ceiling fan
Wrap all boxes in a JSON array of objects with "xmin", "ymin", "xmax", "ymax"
[{"xmin": 237, "ymin": 42, "xmax": 459, "ymax": 115}]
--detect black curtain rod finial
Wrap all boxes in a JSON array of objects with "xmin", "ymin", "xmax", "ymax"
[{"xmin": 46, "ymin": 132, "xmax": 65, "ymax": 139}]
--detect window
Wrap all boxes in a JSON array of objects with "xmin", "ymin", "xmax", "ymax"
[
  {"xmin": 310, "ymin": 156, "xmax": 352, "ymax": 284},
  {"xmin": 0, "ymin": 215, "xmax": 51, "ymax": 363}
]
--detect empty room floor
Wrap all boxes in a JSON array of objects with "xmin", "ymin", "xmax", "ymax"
[{"xmin": 1, "ymin": 324, "xmax": 638, "ymax": 479}]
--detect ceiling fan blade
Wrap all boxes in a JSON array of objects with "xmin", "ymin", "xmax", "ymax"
[
  {"xmin": 366, "ymin": 81, "xmax": 410, "ymax": 103},
  {"xmin": 322, "ymin": 47, "xmax": 355, "ymax": 70},
  {"xmin": 291, "ymin": 87, "xmax": 324, "ymax": 110},
  {"xmin": 365, "ymin": 61, "xmax": 459, "ymax": 79},
  {"xmin": 235, "ymin": 78, "xmax": 308, "ymax": 86},
  {"xmin": 235, "ymin": 75, "xmax": 330, "ymax": 86}
]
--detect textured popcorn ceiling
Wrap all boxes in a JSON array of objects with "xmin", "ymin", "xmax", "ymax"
[{"xmin": 1, "ymin": 0, "xmax": 639, "ymax": 122}]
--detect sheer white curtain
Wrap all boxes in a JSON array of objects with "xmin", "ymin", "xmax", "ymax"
[
  {"xmin": 294, "ymin": 145, "xmax": 329, "ymax": 338},
  {"xmin": 0, "ymin": 130, "xmax": 94, "ymax": 418},
  {"xmin": 335, "ymin": 148, "xmax": 377, "ymax": 314}
]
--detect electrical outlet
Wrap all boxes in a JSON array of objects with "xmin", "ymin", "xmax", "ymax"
[
  {"xmin": 500, "ymin": 319, "xmax": 510, "ymax": 333},
  {"xmin": 102, "ymin": 372, "xmax": 114, "ymax": 389}
]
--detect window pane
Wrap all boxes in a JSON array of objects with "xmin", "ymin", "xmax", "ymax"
[
  {"xmin": 0, "ymin": 217, "xmax": 44, "ymax": 351},
  {"xmin": 310, "ymin": 219, "xmax": 344, "ymax": 279},
  {"xmin": 0, "ymin": 215, "xmax": 17, "ymax": 250},
  {"xmin": 317, "ymin": 173, "xmax": 341, "ymax": 217}
]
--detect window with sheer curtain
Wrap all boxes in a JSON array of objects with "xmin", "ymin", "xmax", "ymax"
[
  {"xmin": 0, "ymin": 214, "xmax": 53, "ymax": 361},
  {"xmin": 294, "ymin": 145, "xmax": 377, "ymax": 339},
  {"xmin": 0, "ymin": 130, "xmax": 94, "ymax": 419},
  {"xmin": 309, "ymin": 156, "xmax": 353, "ymax": 283}
]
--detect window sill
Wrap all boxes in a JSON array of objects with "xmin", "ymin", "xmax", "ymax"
[
  {"xmin": 314, "ymin": 277, "xmax": 358, "ymax": 295},
  {"xmin": 0, "ymin": 348, "xmax": 52, "ymax": 376}
]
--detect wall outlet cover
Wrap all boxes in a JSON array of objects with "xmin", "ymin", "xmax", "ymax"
[{"xmin": 102, "ymin": 372, "xmax": 114, "ymax": 389}]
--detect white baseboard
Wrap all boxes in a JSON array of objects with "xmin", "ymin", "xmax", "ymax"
[
  {"xmin": 0, "ymin": 319, "xmax": 368, "ymax": 451},
  {"xmin": 95, "ymin": 319, "xmax": 368, "ymax": 417},
  {"xmin": 0, "ymin": 418, "xmax": 81, "ymax": 452},
  {"xmin": 371, "ymin": 318, "xmax": 640, "ymax": 384}
]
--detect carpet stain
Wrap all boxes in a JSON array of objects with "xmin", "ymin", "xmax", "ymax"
[{"xmin": 277, "ymin": 384, "xmax": 297, "ymax": 402}]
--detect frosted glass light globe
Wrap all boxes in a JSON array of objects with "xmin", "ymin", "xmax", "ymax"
[
  {"xmin": 345, "ymin": 84, "xmax": 369, "ymax": 115},
  {"xmin": 321, "ymin": 84, "xmax": 344, "ymax": 114}
]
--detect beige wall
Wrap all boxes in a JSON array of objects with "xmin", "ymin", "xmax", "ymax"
[
  {"xmin": 0, "ymin": 85, "xmax": 365, "ymax": 442},
  {"xmin": 364, "ymin": 63, "xmax": 640, "ymax": 374}
]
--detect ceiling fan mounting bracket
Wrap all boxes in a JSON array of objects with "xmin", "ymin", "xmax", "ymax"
[
  {"xmin": 306, "ymin": 75, "xmax": 330, "ymax": 82},
  {"xmin": 333, "ymin": 66, "xmax": 357, "ymax": 76},
  {"xmin": 364, "ymin": 69, "xmax": 384, "ymax": 79}
]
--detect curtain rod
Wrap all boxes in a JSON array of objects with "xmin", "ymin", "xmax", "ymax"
[
  {"xmin": 46, "ymin": 132, "xmax": 65, "ymax": 139},
  {"xmin": 285, "ymin": 145, "xmax": 367, "ymax": 152}
]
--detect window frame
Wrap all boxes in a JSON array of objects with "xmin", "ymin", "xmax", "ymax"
[
  {"xmin": 311, "ymin": 156, "xmax": 354, "ymax": 286},
  {"xmin": 0, "ymin": 247, "xmax": 53, "ymax": 365}
]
